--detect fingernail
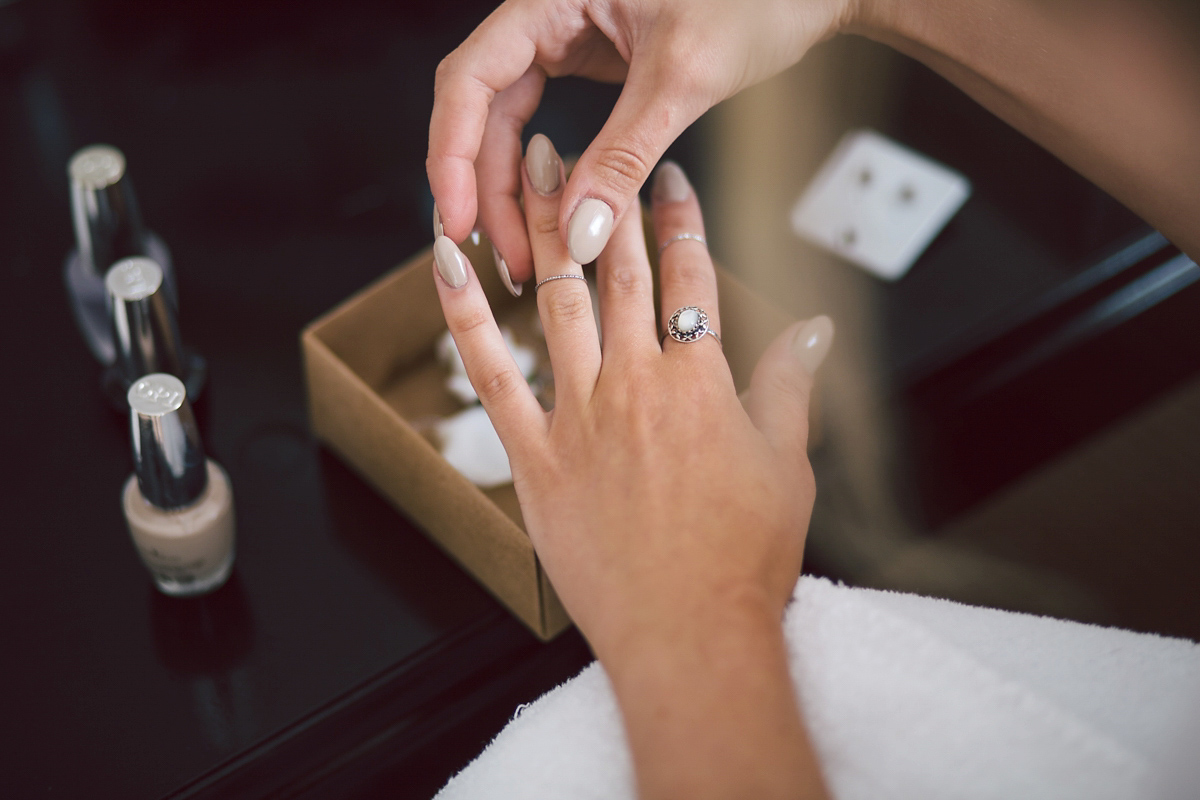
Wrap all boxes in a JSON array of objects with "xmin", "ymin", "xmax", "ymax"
[
  {"xmin": 653, "ymin": 161, "xmax": 692, "ymax": 204},
  {"xmin": 791, "ymin": 315, "xmax": 834, "ymax": 375},
  {"xmin": 433, "ymin": 235, "xmax": 468, "ymax": 289},
  {"xmin": 525, "ymin": 134, "xmax": 561, "ymax": 196},
  {"xmin": 433, "ymin": 202, "xmax": 443, "ymax": 239},
  {"xmin": 493, "ymin": 245, "xmax": 522, "ymax": 296},
  {"xmin": 567, "ymin": 198, "xmax": 614, "ymax": 264}
]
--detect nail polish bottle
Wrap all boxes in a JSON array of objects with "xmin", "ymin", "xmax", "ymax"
[
  {"xmin": 66, "ymin": 144, "xmax": 176, "ymax": 365},
  {"xmin": 103, "ymin": 257, "xmax": 205, "ymax": 409},
  {"xmin": 122, "ymin": 374, "xmax": 235, "ymax": 597}
]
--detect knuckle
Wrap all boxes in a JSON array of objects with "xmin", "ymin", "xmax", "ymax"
[
  {"xmin": 475, "ymin": 366, "xmax": 525, "ymax": 406},
  {"xmin": 605, "ymin": 264, "xmax": 647, "ymax": 298},
  {"xmin": 768, "ymin": 368, "xmax": 812, "ymax": 409},
  {"xmin": 451, "ymin": 306, "xmax": 492, "ymax": 338},
  {"xmin": 541, "ymin": 286, "xmax": 593, "ymax": 327},
  {"xmin": 616, "ymin": 363, "xmax": 654, "ymax": 404},
  {"xmin": 433, "ymin": 54, "xmax": 457, "ymax": 92},
  {"xmin": 595, "ymin": 367, "xmax": 659, "ymax": 429},
  {"xmin": 592, "ymin": 141, "xmax": 652, "ymax": 194},
  {"xmin": 530, "ymin": 211, "xmax": 560, "ymax": 237}
]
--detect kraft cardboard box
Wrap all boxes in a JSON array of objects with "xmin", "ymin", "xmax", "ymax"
[{"xmin": 302, "ymin": 227, "xmax": 795, "ymax": 640}]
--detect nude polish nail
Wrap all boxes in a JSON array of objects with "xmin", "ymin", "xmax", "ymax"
[
  {"xmin": 525, "ymin": 134, "xmax": 562, "ymax": 196},
  {"xmin": 792, "ymin": 315, "xmax": 834, "ymax": 375},
  {"xmin": 493, "ymin": 245, "xmax": 522, "ymax": 296},
  {"xmin": 432, "ymin": 202, "xmax": 443, "ymax": 239},
  {"xmin": 434, "ymin": 235, "xmax": 468, "ymax": 288},
  {"xmin": 653, "ymin": 161, "xmax": 692, "ymax": 204},
  {"xmin": 567, "ymin": 198, "xmax": 614, "ymax": 265}
]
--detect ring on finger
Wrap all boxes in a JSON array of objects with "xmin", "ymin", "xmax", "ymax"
[
  {"xmin": 658, "ymin": 232, "xmax": 707, "ymax": 256},
  {"xmin": 534, "ymin": 273, "xmax": 587, "ymax": 292},
  {"xmin": 661, "ymin": 306, "xmax": 721, "ymax": 347}
]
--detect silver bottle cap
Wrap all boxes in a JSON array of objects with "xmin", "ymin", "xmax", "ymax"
[
  {"xmin": 107, "ymin": 258, "xmax": 185, "ymax": 381},
  {"xmin": 69, "ymin": 144, "xmax": 147, "ymax": 278},
  {"xmin": 128, "ymin": 374, "xmax": 208, "ymax": 510}
]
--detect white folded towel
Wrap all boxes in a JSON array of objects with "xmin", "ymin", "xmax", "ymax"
[{"xmin": 437, "ymin": 577, "xmax": 1200, "ymax": 799}]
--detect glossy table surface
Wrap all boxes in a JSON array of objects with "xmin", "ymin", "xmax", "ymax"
[{"xmin": 0, "ymin": 2, "xmax": 599, "ymax": 796}]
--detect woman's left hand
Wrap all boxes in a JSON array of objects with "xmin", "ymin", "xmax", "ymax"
[
  {"xmin": 431, "ymin": 133, "xmax": 832, "ymax": 665},
  {"xmin": 431, "ymin": 135, "xmax": 832, "ymax": 798}
]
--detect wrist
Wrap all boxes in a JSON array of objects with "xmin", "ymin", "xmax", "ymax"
[
  {"xmin": 598, "ymin": 586, "xmax": 826, "ymax": 799},
  {"xmin": 596, "ymin": 582, "xmax": 786, "ymax": 689}
]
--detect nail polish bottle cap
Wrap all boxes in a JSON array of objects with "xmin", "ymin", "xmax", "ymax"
[
  {"xmin": 69, "ymin": 144, "xmax": 146, "ymax": 277},
  {"xmin": 128, "ymin": 374, "xmax": 208, "ymax": 510},
  {"xmin": 107, "ymin": 258, "xmax": 185, "ymax": 382}
]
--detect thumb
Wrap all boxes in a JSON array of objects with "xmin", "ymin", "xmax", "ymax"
[
  {"xmin": 559, "ymin": 48, "xmax": 712, "ymax": 264},
  {"xmin": 745, "ymin": 316, "xmax": 834, "ymax": 457}
]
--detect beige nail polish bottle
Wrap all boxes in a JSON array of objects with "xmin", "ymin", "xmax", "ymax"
[{"xmin": 122, "ymin": 374, "xmax": 235, "ymax": 597}]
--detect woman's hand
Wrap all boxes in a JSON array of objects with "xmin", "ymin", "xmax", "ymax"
[
  {"xmin": 431, "ymin": 135, "xmax": 832, "ymax": 797},
  {"xmin": 428, "ymin": 0, "xmax": 856, "ymax": 295}
]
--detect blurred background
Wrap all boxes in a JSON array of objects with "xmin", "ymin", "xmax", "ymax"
[
  {"xmin": 706, "ymin": 35, "xmax": 1200, "ymax": 636},
  {"xmin": 2, "ymin": 0, "xmax": 1198, "ymax": 797}
]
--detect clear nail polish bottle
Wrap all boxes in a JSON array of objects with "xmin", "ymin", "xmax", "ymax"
[
  {"xmin": 103, "ymin": 257, "xmax": 205, "ymax": 409},
  {"xmin": 65, "ymin": 144, "xmax": 176, "ymax": 365},
  {"xmin": 122, "ymin": 374, "xmax": 235, "ymax": 597}
]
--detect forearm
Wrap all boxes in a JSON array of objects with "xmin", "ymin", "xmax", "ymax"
[
  {"xmin": 601, "ymin": 591, "xmax": 829, "ymax": 800},
  {"xmin": 850, "ymin": 0, "xmax": 1200, "ymax": 260}
]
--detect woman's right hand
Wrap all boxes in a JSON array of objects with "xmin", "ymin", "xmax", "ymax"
[{"xmin": 428, "ymin": 0, "xmax": 858, "ymax": 294}]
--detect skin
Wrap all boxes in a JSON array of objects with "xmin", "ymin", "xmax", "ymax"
[
  {"xmin": 433, "ymin": 142, "xmax": 831, "ymax": 798},
  {"xmin": 428, "ymin": 0, "xmax": 852, "ymax": 286},
  {"xmin": 428, "ymin": 0, "xmax": 1200, "ymax": 275},
  {"xmin": 427, "ymin": 0, "xmax": 1200, "ymax": 796},
  {"xmin": 854, "ymin": 0, "xmax": 1200, "ymax": 262}
]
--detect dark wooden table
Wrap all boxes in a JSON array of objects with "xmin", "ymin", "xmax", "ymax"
[{"xmin": 0, "ymin": 2, "xmax": 600, "ymax": 796}]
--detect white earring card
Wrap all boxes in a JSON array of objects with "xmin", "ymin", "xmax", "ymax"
[{"xmin": 791, "ymin": 129, "xmax": 971, "ymax": 281}]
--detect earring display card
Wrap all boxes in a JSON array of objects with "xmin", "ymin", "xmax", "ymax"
[{"xmin": 791, "ymin": 129, "xmax": 971, "ymax": 281}]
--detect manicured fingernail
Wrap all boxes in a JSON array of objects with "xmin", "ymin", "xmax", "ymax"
[
  {"xmin": 791, "ymin": 315, "xmax": 834, "ymax": 375},
  {"xmin": 433, "ymin": 202, "xmax": 443, "ymax": 239},
  {"xmin": 567, "ymin": 198, "xmax": 613, "ymax": 264},
  {"xmin": 653, "ymin": 161, "xmax": 691, "ymax": 204},
  {"xmin": 525, "ymin": 134, "xmax": 561, "ymax": 196},
  {"xmin": 493, "ymin": 245, "xmax": 522, "ymax": 296},
  {"xmin": 433, "ymin": 235, "xmax": 468, "ymax": 289}
]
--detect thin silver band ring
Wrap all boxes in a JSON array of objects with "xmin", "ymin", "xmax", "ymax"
[
  {"xmin": 534, "ymin": 273, "xmax": 587, "ymax": 292},
  {"xmin": 658, "ymin": 232, "xmax": 707, "ymax": 256}
]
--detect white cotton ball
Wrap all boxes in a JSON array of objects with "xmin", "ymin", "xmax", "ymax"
[
  {"xmin": 446, "ymin": 374, "xmax": 478, "ymax": 405},
  {"xmin": 436, "ymin": 405, "xmax": 513, "ymax": 488}
]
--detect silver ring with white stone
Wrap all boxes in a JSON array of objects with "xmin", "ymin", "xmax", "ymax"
[
  {"xmin": 658, "ymin": 233, "xmax": 707, "ymax": 256},
  {"xmin": 661, "ymin": 306, "xmax": 721, "ymax": 347}
]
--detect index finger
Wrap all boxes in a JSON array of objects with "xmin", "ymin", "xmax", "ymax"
[{"xmin": 427, "ymin": 8, "xmax": 537, "ymax": 242}]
